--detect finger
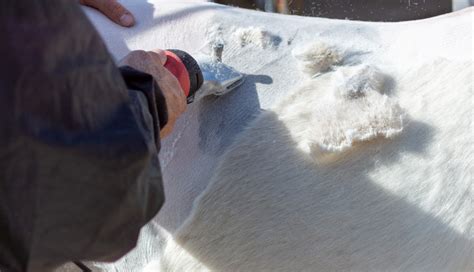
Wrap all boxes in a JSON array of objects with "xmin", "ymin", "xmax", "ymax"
[
  {"xmin": 81, "ymin": 0, "xmax": 135, "ymax": 27},
  {"xmin": 148, "ymin": 49, "xmax": 168, "ymax": 66}
]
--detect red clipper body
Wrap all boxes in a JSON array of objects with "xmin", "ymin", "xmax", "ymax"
[{"xmin": 163, "ymin": 50, "xmax": 203, "ymax": 103}]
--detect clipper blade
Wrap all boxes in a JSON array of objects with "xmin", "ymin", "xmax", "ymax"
[{"xmin": 195, "ymin": 56, "xmax": 245, "ymax": 99}]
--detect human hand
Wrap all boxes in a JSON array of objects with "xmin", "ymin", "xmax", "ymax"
[
  {"xmin": 120, "ymin": 50, "xmax": 187, "ymax": 139},
  {"xmin": 79, "ymin": 0, "xmax": 135, "ymax": 27}
]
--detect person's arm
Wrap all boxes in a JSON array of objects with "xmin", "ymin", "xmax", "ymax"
[{"xmin": 0, "ymin": 1, "xmax": 183, "ymax": 271}]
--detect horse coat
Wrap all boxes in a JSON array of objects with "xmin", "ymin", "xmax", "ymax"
[{"xmin": 83, "ymin": 1, "xmax": 473, "ymax": 271}]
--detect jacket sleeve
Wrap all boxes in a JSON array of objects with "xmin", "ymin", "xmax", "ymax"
[{"xmin": 0, "ymin": 1, "xmax": 166, "ymax": 271}]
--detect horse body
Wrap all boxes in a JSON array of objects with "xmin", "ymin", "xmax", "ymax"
[{"xmin": 84, "ymin": 1, "xmax": 473, "ymax": 271}]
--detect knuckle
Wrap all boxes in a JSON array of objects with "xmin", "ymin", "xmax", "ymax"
[{"xmin": 129, "ymin": 50, "xmax": 149, "ymax": 59}]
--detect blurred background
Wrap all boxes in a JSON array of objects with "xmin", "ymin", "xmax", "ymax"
[{"xmin": 213, "ymin": 0, "xmax": 473, "ymax": 21}]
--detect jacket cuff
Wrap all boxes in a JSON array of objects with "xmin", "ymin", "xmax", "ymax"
[{"xmin": 119, "ymin": 66, "xmax": 168, "ymax": 143}]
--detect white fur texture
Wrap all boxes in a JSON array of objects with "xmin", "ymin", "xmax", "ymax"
[
  {"xmin": 160, "ymin": 58, "xmax": 473, "ymax": 271},
  {"xmin": 81, "ymin": 2, "xmax": 474, "ymax": 271},
  {"xmin": 292, "ymin": 41, "xmax": 342, "ymax": 75},
  {"xmin": 277, "ymin": 64, "xmax": 404, "ymax": 162},
  {"xmin": 232, "ymin": 27, "xmax": 281, "ymax": 49}
]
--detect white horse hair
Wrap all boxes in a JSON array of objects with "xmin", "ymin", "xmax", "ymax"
[{"xmin": 81, "ymin": 2, "xmax": 473, "ymax": 271}]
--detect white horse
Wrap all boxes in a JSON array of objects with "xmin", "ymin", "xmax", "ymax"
[{"xmin": 83, "ymin": 1, "xmax": 473, "ymax": 271}]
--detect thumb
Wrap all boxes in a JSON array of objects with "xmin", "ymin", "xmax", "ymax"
[{"xmin": 80, "ymin": 0, "xmax": 135, "ymax": 27}]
